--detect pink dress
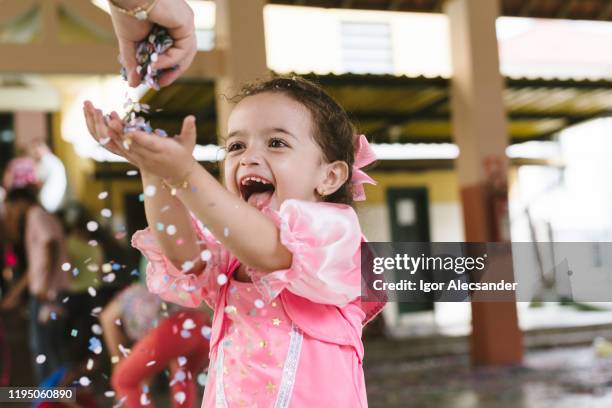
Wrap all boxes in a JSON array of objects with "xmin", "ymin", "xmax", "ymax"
[{"xmin": 132, "ymin": 199, "xmax": 379, "ymax": 407}]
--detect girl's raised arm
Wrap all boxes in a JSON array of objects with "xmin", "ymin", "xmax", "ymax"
[
  {"xmin": 83, "ymin": 101, "xmax": 201, "ymax": 271},
  {"xmin": 140, "ymin": 172, "xmax": 200, "ymax": 270}
]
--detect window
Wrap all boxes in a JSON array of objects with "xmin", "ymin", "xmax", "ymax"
[{"xmin": 341, "ymin": 21, "xmax": 394, "ymax": 74}]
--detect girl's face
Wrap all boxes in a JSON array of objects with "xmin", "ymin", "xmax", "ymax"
[{"xmin": 224, "ymin": 92, "xmax": 333, "ymax": 211}]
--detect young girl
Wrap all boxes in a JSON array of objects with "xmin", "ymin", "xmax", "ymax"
[{"xmin": 83, "ymin": 76, "xmax": 384, "ymax": 407}]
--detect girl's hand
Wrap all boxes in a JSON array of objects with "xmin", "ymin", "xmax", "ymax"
[
  {"xmin": 83, "ymin": 101, "xmax": 140, "ymax": 166},
  {"xmin": 122, "ymin": 115, "xmax": 198, "ymax": 182}
]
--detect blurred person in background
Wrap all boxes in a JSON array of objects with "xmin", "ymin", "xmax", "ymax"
[
  {"xmin": 0, "ymin": 157, "xmax": 71, "ymax": 384},
  {"xmin": 21, "ymin": 136, "xmax": 68, "ymax": 213},
  {"xmin": 100, "ymin": 280, "xmax": 211, "ymax": 408}
]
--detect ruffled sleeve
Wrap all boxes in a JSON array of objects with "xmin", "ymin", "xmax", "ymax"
[
  {"xmin": 131, "ymin": 217, "xmax": 235, "ymax": 308},
  {"xmin": 248, "ymin": 199, "xmax": 362, "ymax": 307}
]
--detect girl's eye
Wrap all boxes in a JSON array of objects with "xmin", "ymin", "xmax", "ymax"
[
  {"xmin": 227, "ymin": 142, "xmax": 244, "ymax": 152},
  {"xmin": 269, "ymin": 138, "xmax": 287, "ymax": 148}
]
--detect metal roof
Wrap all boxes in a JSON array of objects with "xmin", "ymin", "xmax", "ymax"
[
  {"xmin": 141, "ymin": 73, "xmax": 612, "ymax": 146},
  {"xmin": 268, "ymin": 0, "xmax": 612, "ymax": 21}
]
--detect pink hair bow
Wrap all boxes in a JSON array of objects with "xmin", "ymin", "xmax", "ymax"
[{"xmin": 352, "ymin": 134, "xmax": 377, "ymax": 201}]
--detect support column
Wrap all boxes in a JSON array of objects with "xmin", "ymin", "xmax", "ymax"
[
  {"xmin": 214, "ymin": 0, "xmax": 269, "ymax": 140},
  {"xmin": 444, "ymin": 0, "xmax": 523, "ymax": 365}
]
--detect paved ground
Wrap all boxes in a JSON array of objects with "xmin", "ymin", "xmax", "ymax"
[
  {"xmin": 365, "ymin": 345, "xmax": 612, "ymax": 408},
  {"xmin": 7, "ymin": 309, "xmax": 612, "ymax": 407}
]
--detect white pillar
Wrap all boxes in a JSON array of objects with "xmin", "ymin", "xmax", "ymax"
[{"xmin": 214, "ymin": 0, "xmax": 269, "ymax": 140}]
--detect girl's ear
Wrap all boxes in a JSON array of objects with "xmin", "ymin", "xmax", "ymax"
[{"xmin": 316, "ymin": 160, "xmax": 350, "ymax": 197}]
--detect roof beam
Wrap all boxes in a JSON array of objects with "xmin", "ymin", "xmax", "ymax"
[
  {"xmin": 341, "ymin": 0, "xmax": 354, "ymax": 8},
  {"xmin": 388, "ymin": 0, "xmax": 404, "ymax": 10},
  {"xmin": 59, "ymin": 0, "xmax": 115, "ymax": 39},
  {"xmin": 598, "ymin": 0, "xmax": 612, "ymax": 20},
  {"xmin": 0, "ymin": 0, "xmax": 37, "ymax": 25},
  {"xmin": 0, "ymin": 42, "xmax": 224, "ymax": 78},
  {"xmin": 433, "ymin": 0, "xmax": 446, "ymax": 12},
  {"xmin": 556, "ymin": 0, "xmax": 578, "ymax": 19},
  {"xmin": 519, "ymin": 0, "xmax": 539, "ymax": 17}
]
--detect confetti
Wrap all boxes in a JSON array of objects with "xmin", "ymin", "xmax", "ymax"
[
  {"xmin": 156, "ymin": 223, "xmax": 165, "ymax": 231},
  {"xmin": 71, "ymin": 329, "xmax": 78, "ymax": 337},
  {"xmin": 174, "ymin": 391, "xmax": 186, "ymax": 405},
  {"xmin": 89, "ymin": 337, "xmax": 103, "ymax": 355},
  {"xmin": 88, "ymin": 287, "xmax": 97, "ymax": 297},
  {"xmin": 166, "ymin": 224, "xmax": 177, "ymax": 235},
  {"xmin": 103, "ymin": 273, "xmax": 116, "ymax": 283},
  {"xmin": 61, "ymin": 262, "xmax": 71, "ymax": 271},
  {"xmin": 224, "ymin": 227, "xmax": 230, "ymax": 237},
  {"xmin": 72, "ymin": 268, "xmax": 79, "ymax": 277},
  {"xmin": 197, "ymin": 372, "xmax": 208, "ymax": 386},
  {"xmin": 101, "ymin": 208, "xmax": 112, "ymax": 218},
  {"xmin": 111, "ymin": 356, "xmax": 120, "ymax": 364},
  {"xmin": 118, "ymin": 344, "xmax": 130, "ymax": 357},
  {"xmin": 140, "ymin": 393, "xmax": 150, "ymax": 406},
  {"xmin": 88, "ymin": 240, "xmax": 98, "ymax": 246},
  {"xmin": 91, "ymin": 307, "xmax": 102, "ymax": 314},
  {"xmin": 36, "ymin": 354, "xmax": 46, "ymax": 364},
  {"xmin": 104, "ymin": 391, "xmax": 116, "ymax": 398},
  {"xmin": 87, "ymin": 264, "xmax": 100, "ymax": 272},
  {"xmin": 86, "ymin": 221, "xmax": 99, "ymax": 232},
  {"xmin": 126, "ymin": 169, "xmax": 139, "ymax": 177},
  {"xmin": 144, "ymin": 185, "xmax": 157, "ymax": 197},
  {"xmin": 177, "ymin": 356, "xmax": 187, "ymax": 367},
  {"xmin": 113, "ymin": 396, "xmax": 127, "ymax": 408},
  {"xmin": 174, "ymin": 370, "xmax": 186, "ymax": 382},
  {"xmin": 217, "ymin": 274, "xmax": 228, "ymax": 286},
  {"xmin": 146, "ymin": 360, "xmax": 157, "ymax": 367},
  {"xmin": 79, "ymin": 376, "xmax": 91, "ymax": 387},
  {"xmin": 102, "ymin": 263, "xmax": 112, "ymax": 273},
  {"xmin": 115, "ymin": 319, "xmax": 122, "ymax": 326},
  {"xmin": 182, "ymin": 319, "xmax": 196, "ymax": 330},
  {"xmin": 98, "ymin": 191, "xmax": 108, "ymax": 200},
  {"xmin": 181, "ymin": 261, "xmax": 194, "ymax": 272},
  {"xmin": 91, "ymin": 324, "xmax": 103, "ymax": 335},
  {"xmin": 201, "ymin": 326, "xmax": 212, "ymax": 340},
  {"xmin": 86, "ymin": 358, "xmax": 94, "ymax": 371},
  {"xmin": 200, "ymin": 250, "xmax": 211, "ymax": 262}
]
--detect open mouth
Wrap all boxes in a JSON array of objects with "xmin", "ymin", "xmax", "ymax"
[{"xmin": 239, "ymin": 175, "xmax": 275, "ymax": 209}]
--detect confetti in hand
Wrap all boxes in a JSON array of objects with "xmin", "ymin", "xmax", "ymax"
[{"xmin": 120, "ymin": 25, "xmax": 174, "ymax": 91}]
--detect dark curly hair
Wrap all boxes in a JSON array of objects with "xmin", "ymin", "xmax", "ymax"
[{"xmin": 230, "ymin": 76, "xmax": 358, "ymax": 206}]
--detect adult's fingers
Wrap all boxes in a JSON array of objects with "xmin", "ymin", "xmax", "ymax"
[{"xmin": 118, "ymin": 40, "xmax": 142, "ymax": 87}]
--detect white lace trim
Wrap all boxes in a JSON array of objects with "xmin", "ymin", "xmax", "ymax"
[
  {"xmin": 274, "ymin": 325, "xmax": 304, "ymax": 408},
  {"xmin": 215, "ymin": 345, "xmax": 229, "ymax": 408}
]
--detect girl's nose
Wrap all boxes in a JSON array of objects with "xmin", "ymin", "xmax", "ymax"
[{"xmin": 239, "ymin": 145, "xmax": 262, "ymax": 166}]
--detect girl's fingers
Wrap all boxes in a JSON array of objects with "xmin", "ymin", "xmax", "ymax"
[
  {"xmin": 128, "ymin": 130, "xmax": 163, "ymax": 153},
  {"xmin": 83, "ymin": 106, "xmax": 96, "ymax": 140}
]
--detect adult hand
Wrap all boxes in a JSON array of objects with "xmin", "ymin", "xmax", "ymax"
[{"xmin": 110, "ymin": 0, "xmax": 197, "ymax": 87}]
